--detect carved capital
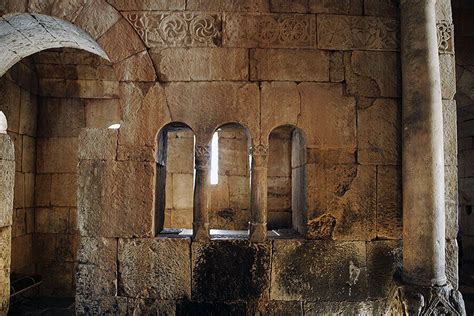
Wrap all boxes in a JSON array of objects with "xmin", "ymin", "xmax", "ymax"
[
  {"xmin": 252, "ymin": 144, "xmax": 268, "ymax": 167},
  {"xmin": 387, "ymin": 284, "xmax": 466, "ymax": 315},
  {"xmin": 195, "ymin": 145, "xmax": 210, "ymax": 170}
]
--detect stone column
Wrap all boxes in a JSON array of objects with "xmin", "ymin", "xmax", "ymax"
[
  {"xmin": 193, "ymin": 145, "xmax": 210, "ymax": 241},
  {"xmin": 387, "ymin": 0, "xmax": 466, "ymax": 314},
  {"xmin": 249, "ymin": 144, "xmax": 268, "ymax": 242}
]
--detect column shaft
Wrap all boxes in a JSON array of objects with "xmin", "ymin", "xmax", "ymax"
[
  {"xmin": 401, "ymin": 0, "xmax": 446, "ymax": 286},
  {"xmin": 193, "ymin": 145, "xmax": 210, "ymax": 241},
  {"xmin": 249, "ymin": 144, "xmax": 268, "ymax": 242}
]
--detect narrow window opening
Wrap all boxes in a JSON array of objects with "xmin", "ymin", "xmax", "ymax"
[{"xmin": 210, "ymin": 131, "xmax": 219, "ymax": 185}]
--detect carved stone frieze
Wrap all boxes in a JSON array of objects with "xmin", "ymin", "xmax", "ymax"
[
  {"xmin": 437, "ymin": 20, "xmax": 454, "ymax": 54},
  {"xmin": 387, "ymin": 284, "xmax": 466, "ymax": 315},
  {"xmin": 224, "ymin": 14, "xmax": 316, "ymax": 48},
  {"xmin": 124, "ymin": 11, "xmax": 222, "ymax": 47},
  {"xmin": 318, "ymin": 15, "xmax": 400, "ymax": 51}
]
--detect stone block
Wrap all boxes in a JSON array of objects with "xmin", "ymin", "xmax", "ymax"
[
  {"xmin": 118, "ymin": 238, "xmax": 191, "ymax": 299},
  {"xmin": 10, "ymin": 132, "xmax": 21, "ymax": 171},
  {"xmin": 364, "ymin": 0, "xmax": 399, "ymax": 16},
  {"xmin": 376, "ymin": 166, "xmax": 402, "ymax": 239},
  {"xmin": 270, "ymin": 0, "xmax": 308, "ymax": 13},
  {"xmin": 78, "ymin": 160, "xmax": 154, "ymax": 237},
  {"xmin": 37, "ymin": 98, "xmax": 85, "ymax": 138},
  {"xmin": 169, "ymin": 208, "xmax": 193, "ymax": 229},
  {"xmin": 0, "ymin": 134, "xmax": 15, "ymax": 162},
  {"xmin": 76, "ymin": 295, "xmax": 128, "ymax": 315},
  {"xmin": 187, "ymin": 0, "xmax": 269, "ymax": 11},
  {"xmin": 39, "ymin": 79, "xmax": 119, "ymax": 99},
  {"xmin": 98, "ymin": 18, "xmax": 146, "ymax": 63},
  {"xmin": 358, "ymin": 98, "xmax": 401, "ymax": 165},
  {"xmin": 446, "ymin": 239, "xmax": 459, "ymax": 289},
  {"xmin": 250, "ymin": 49, "xmax": 329, "ymax": 81},
  {"xmin": 192, "ymin": 240, "xmax": 271, "ymax": 301},
  {"xmin": 34, "ymin": 174, "xmax": 51, "ymax": 207},
  {"xmin": 271, "ymin": 240, "xmax": 367, "ymax": 301},
  {"xmin": 224, "ymin": 14, "xmax": 316, "ymax": 48},
  {"xmin": 19, "ymin": 90, "xmax": 37, "ymax": 137},
  {"xmin": 36, "ymin": 137, "xmax": 78, "ymax": 174},
  {"xmin": 11, "ymin": 234, "xmax": 34, "ymax": 275},
  {"xmin": 366, "ymin": 240, "xmax": 402, "ymax": 299},
  {"xmin": 74, "ymin": 0, "xmax": 121, "ymax": 39},
  {"xmin": 304, "ymin": 300, "xmax": 384, "ymax": 315},
  {"xmin": 0, "ymin": 226, "xmax": 11, "ymax": 313},
  {"xmin": 77, "ymin": 237, "xmax": 117, "ymax": 297},
  {"xmin": 298, "ymin": 83, "xmax": 357, "ymax": 154},
  {"xmin": 345, "ymin": 51, "xmax": 401, "ymax": 98},
  {"xmin": 330, "ymin": 51, "xmax": 345, "ymax": 82},
  {"xmin": 440, "ymin": 53, "xmax": 456, "ymax": 100},
  {"xmin": 50, "ymin": 174, "xmax": 77, "ymax": 207},
  {"xmin": 12, "ymin": 209, "xmax": 26, "ymax": 238},
  {"xmin": 307, "ymin": 164, "xmax": 377, "ymax": 240},
  {"xmin": 267, "ymin": 176, "xmax": 291, "ymax": 211},
  {"xmin": 0, "ymin": 78, "xmax": 21, "ymax": 133},
  {"xmin": 228, "ymin": 175, "xmax": 250, "ymax": 210},
  {"xmin": 23, "ymin": 172, "xmax": 34, "ymax": 208},
  {"xmin": 309, "ymin": 0, "xmax": 363, "ymax": 14},
  {"xmin": 13, "ymin": 172, "xmax": 24, "ymax": 209},
  {"xmin": 444, "ymin": 100, "xmax": 457, "ymax": 166},
  {"xmin": 166, "ymin": 134, "xmax": 194, "ymax": 173},
  {"xmin": 127, "ymin": 299, "xmax": 176, "ymax": 315},
  {"xmin": 123, "ymin": 12, "xmax": 222, "ymax": 48},
  {"xmin": 34, "ymin": 233, "xmax": 78, "ymax": 264},
  {"xmin": 36, "ymin": 261, "xmax": 75, "ymax": 296},
  {"xmin": 318, "ymin": 15, "xmax": 399, "ymax": 51},
  {"xmin": 114, "ymin": 50, "xmax": 157, "ymax": 82},
  {"xmin": 209, "ymin": 175, "xmax": 230, "ymax": 214},
  {"xmin": 21, "ymin": 135, "xmax": 35, "ymax": 173},
  {"xmin": 268, "ymin": 137, "xmax": 291, "ymax": 177},
  {"xmin": 78, "ymin": 129, "xmax": 118, "ymax": 161},
  {"xmin": 172, "ymin": 173, "xmax": 194, "ymax": 210},
  {"xmin": 152, "ymin": 48, "xmax": 248, "ymax": 81},
  {"xmin": 445, "ymin": 165, "xmax": 458, "ymax": 240},
  {"xmin": 219, "ymin": 136, "xmax": 249, "ymax": 176},
  {"xmin": 84, "ymin": 99, "xmax": 121, "ymax": 129},
  {"xmin": 107, "ymin": 0, "xmax": 185, "ymax": 10},
  {"xmin": 35, "ymin": 64, "xmax": 115, "ymax": 81}
]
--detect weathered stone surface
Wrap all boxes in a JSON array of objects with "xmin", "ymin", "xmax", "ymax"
[
  {"xmin": 119, "ymin": 238, "xmax": 191, "ymax": 299},
  {"xmin": 271, "ymin": 240, "xmax": 367, "ymax": 301},
  {"xmin": 367, "ymin": 240, "xmax": 402, "ymax": 298},
  {"xmin": 76, "ymin": 295, "xmax": 128, "ymax": 315},
  {"xmin": 78, "ymin": 129, "xmax": 118, "ymax": 161},
  {"xmin": 33, "ymin": 233, "xmax": 77, "ymax": 264},
  {"xmin": 345, "ymin": 51, "xmax": 401, "ymax": 98},
  {"xmin": 440, "ymin": 53, "xmax": 456, "ymax": 100},
  {"xmin": 192, "ymin": 240, "xmax": 271, "ymax": 301},
  {"xmin": 0, "ymin": 138, "xmax": 15, "ymax": 227},
  {"xmin": 176, "ymin": 301, "xmax": 247, "ymax": 315},
  {"xmin": 35, "ymin": 63, "xmax": 115, "ymax": 81},
  {"xmin": 37, "ymin": 98, "xmax": 85, "ymax": 138},
  {"xmin": 318, "ymin": 15, "xmax": 399, "ymax": 51},
  {"xmin": 187, "ymin": 0, "xmax": 269, "ymax": 12},
  {"xmin": 84, "ymin": 99, "xmax": 121, "ymax": 129},
  {"xmin": 304, "ymin": 300, "xmax": 385, "ymax": 315},
  {"xmin": 446, "ymin": 239, "xmax": 459, "ymax": 289},
  {"xmin": 0, "ymin": 78, "xmax": 21, "ymax": 134},
  {"xmin": 270, "ymin": 0, "xmax": 308, "ymax": 13},
  {"xmin": 78, "ymin": 160, "xmax": 154, "ymax": 237},
  {"xmin": 307, "ymin": 164, "xmax": 376, "ymax": 240},
  {"xmin": 364, "ymin": 0, "xmax": 399, "ymax": 16},
  {"xmin": 152, "ymin": 48, "xmax": 248, "ymax": 81},
  {"xmin": 358, "ymin": 98, "xmax": 401, "ymax": 164},
  {"xmin": 39, "ymin": 79, "xmax": 119, "ymax": 99},
  {"xmin": 77, "ymin": 237, "xmax": 117, "ymax": 297},
  {"xmin": 113, "ymin": 50, "xmax": 157, "ymax": 82},
  {"xmin": 19, "ymin": 90, "xmax": 38, "ymax": 137},
  {"xmin": 250, "ymin": 49, "xmax": 329, "ymax": 81},
  {"xmin": 50, "ymin": 173, "xmax": 77, "ymax": 206},
  {"xmin": 0, "ymin": 226, "xmax": 11, "ymax": 313},
  {"xmin": 443, "ymin": 100, "xmax": 457, "ymax": 166},
  {"xmin": 36, "ymin": 137, "xmax": 78, "ymax": 173},
  {"xmin": 127, "ymin": 299, "xmax": 176, "ymax": 315},
  {"xmin": 330, "ymin": 51, "xmax": 345, "ymax": 82},
  {"xmin": 21, "ymin": 135, "xmax": 35, "ymax": 173},
  {"xmin": 34, "ymin": 174, "xmax": 51, "ymax": 207},
  {"xmin": 74, "ymin": 0, "xmax": 121, "ymax": 39},
  {"xmin": 107, "ymin": 0, "xmax": 185, "ymax": 10},
  {"xmin": 35, "ymin": 208, "xmax": 69, "ymax": 233},
  {"xmin": 124, "ymin": 12, "xmax": 222, "ymax": 48},
  {"xmin": 445, "ymin": 165, "xmax": 458, "ymax": 240},
  {"xmin": 376, "ymin": 166, "xmax": 402, "ymax": 239},
  {"xmin": 98, "ymin": 18, "xmax": 145, "ymax": 63},
  {"xmin": 224, "ymin": 14, "xmax": 316, "ymax": 48},
  {"xmin": 309, "ymin": 0, "xmax": 363, "ymax": 14}
]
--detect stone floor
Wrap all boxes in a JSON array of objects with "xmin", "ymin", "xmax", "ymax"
[{"xmin": 8, "ymin": 297, "xmax": 74, "ymax": 316}]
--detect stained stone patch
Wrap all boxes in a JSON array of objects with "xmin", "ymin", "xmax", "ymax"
[
  {"xmin": 118, "ymin": 238, "xmax": 191, "ymax": 299},
  {"xmin": 75, "ymin": 295, "xmax": 128, "ymax": 315},
  {"xmin": 271, "ymin": 240, "xmax": 368, "ymax": 301},
  {"xmin": 192, "ymin": 240, "xmax": 271, "ymax": 301}
]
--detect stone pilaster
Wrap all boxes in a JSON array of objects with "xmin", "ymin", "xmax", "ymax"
[
  {"xmin": 249, "ymin": 144, "xmax": 268, "ymax": 242},
  {"xmin": 193, "ymin": 145, "xmax": 210, "ymax": 241},
  {"xmin": 387, "ymin": 0, "xmax": 465, "ymax": 314}
]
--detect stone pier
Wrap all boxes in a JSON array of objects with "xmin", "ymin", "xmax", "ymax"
[{"xmin": 249, "ymin": 144, "xmax": 268, "ymax": 242}]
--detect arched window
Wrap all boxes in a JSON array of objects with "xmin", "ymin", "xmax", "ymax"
[
  {"xmin": 267, "ymin": 125, "xmax": 307, "ymax": 235},
  {"xmin": 209, "ymin": 123, "xmax": 252, "ymax": 235},
  {"xmin": 155, "ymin": 123, "xmax": 195, "ymax": 235}
]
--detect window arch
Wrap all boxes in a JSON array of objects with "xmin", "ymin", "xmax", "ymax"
[
  {"xmin": 155, "ymin": 122, "xmax": 195, "ymax": 235},
  {"xmin": 267, "ymin": 125, "xmax": 307, "ymax": 235}
]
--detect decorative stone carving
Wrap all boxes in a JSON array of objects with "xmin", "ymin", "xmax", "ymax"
[
  {"xmin": 124, "ymin": 12, "xmax": 221, "ymax": 47},
  {"xmin": 437, "ymin": 20, "xmax": 454, "ymax": 54},
  {"xmin": 224, "ymin": 14, "xmax": 316, "ymax": 48},
  {"xmin": 252, "ymin": 144, "xmax": 268, "ymax": 157},
  {"xmin": 317, "ymin": 15, "xmax": 399, "ymax": 51},
  {"xmin": 195, "ymin": 145, "xmax": 211, "ymax": 170},
  {"xmin": 387, "ymin": 284, "xmax": 466, "ymax": 315}
]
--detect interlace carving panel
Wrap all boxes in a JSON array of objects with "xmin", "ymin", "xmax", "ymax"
[
  {"xmin": 224, "ymin": 14, "xmax": 316, "ymax": 48},
  {"xmin": 124, "ymin": 12, "xmax": 222, "ymax": 47}
]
